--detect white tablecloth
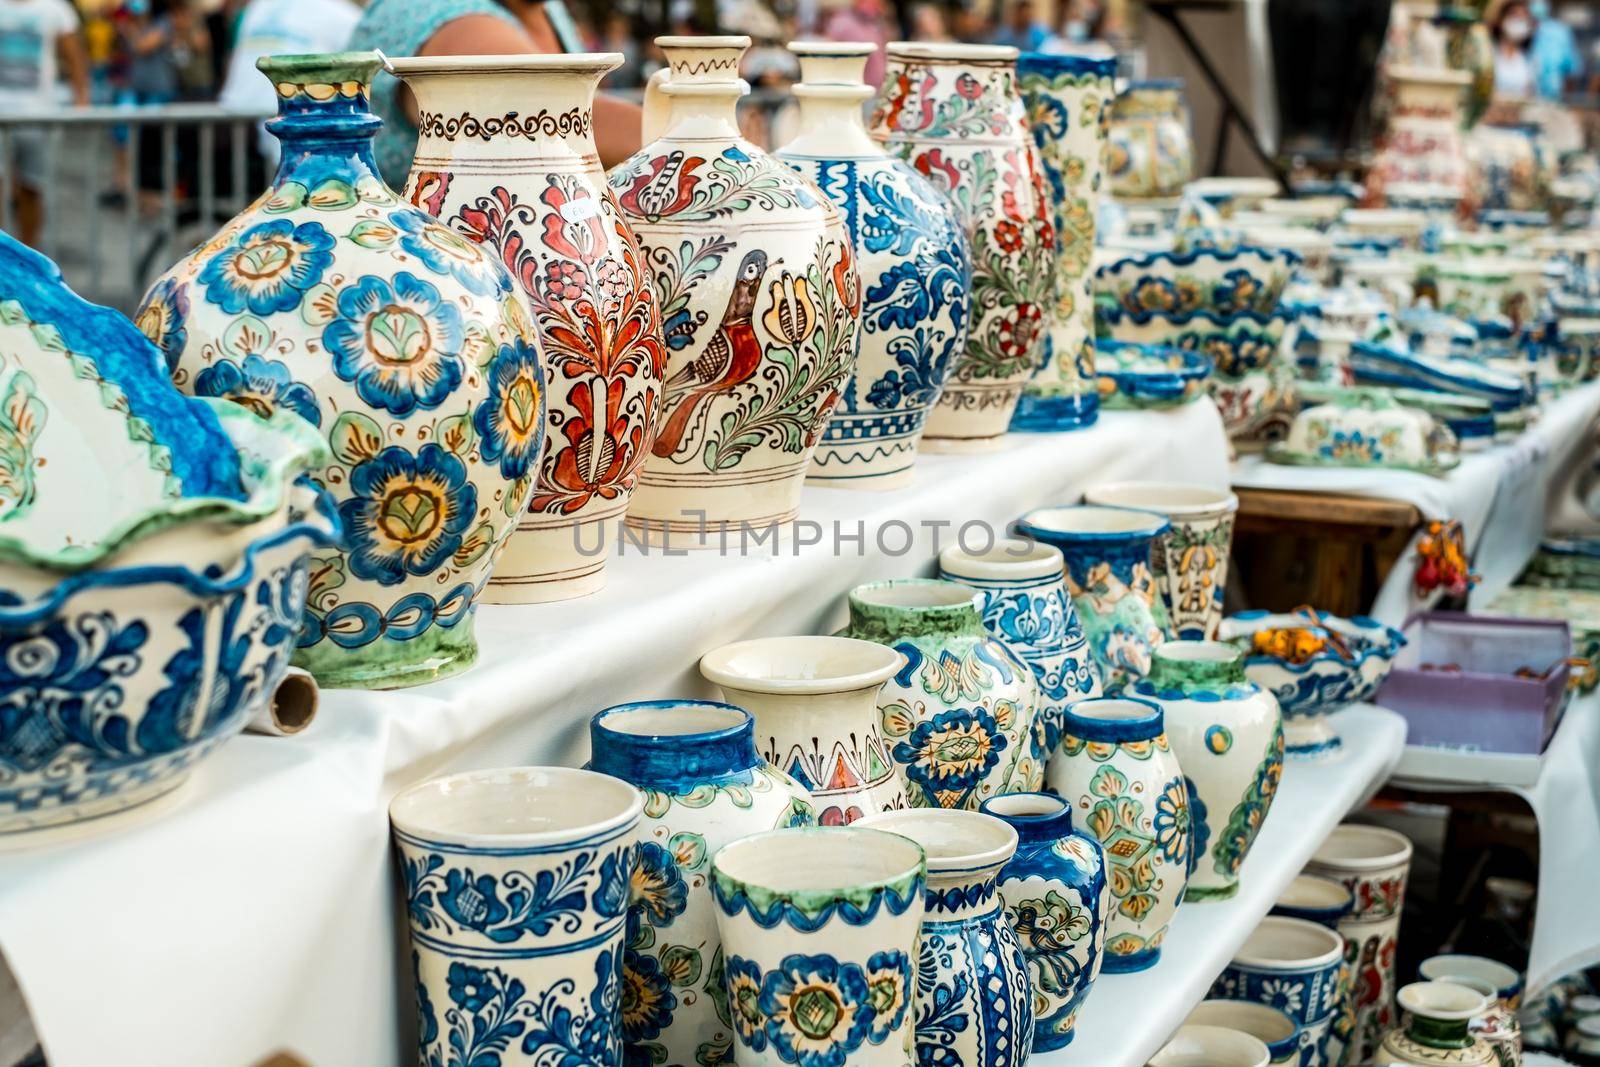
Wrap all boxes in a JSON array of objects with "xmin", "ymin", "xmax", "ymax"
[
  {"xmin": 1231, "ymin": 381, "xmax": 1600, "ymax": 624},
  {"xmin": 0, "ymin": 403, "xmax": 1234, "ymax": 1067}
]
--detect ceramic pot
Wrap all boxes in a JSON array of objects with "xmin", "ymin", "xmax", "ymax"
[
  {"xmin": 1306, "ymin": 823, "xmax": 1415, "ymax": 1063},
  {"xmin": 1372, "ymin": 66, "xmax": 1471, "ymax": 198},
  {"xmin": 1106, "ymin": 79, "xmax": 1194, "ymax": 200},
  {"xmin": 1272, "ymin": 873, "xmax": 1355, "ymax": 929},
  {"xmin": 869, "ymin": 43, "xmax": 1054, "ymax": 450},
  {"xmin": 1213, "ymin": 916, "xmax": 1346, "ymax": 1067},
  {"xmin": 939, "ymin": 538, "xmax": 1103, "ymax": 783},
  {"xmin": 1016, "ymin": 504, "xmax": 1173, "ymax": 691},
  {"xmin": 699, "ymin": 635, "xmax": 909, "ymax": 824},
  {"xmin": 610, "ymin": 36, "xmax": 860, "ymax": 546},
  {"xmin": 140, "ymin": 52, "xmax": 538, "ymax": 689},
  {"xmin": 1131, "ymin": 641, "xmax": 1284, "ymax": 901},
  {"xmin": 1083, "ymin": 483, "xmax": 1239, "ymax": 640},
  {"xmin": 588, "ymin": 701, "xmax": 816, "ymax": 1066},
  {"xmin": 1150, "ymin": 1025, "xmax": 1270, "ymax": 1067},
  {"xmin": 1418, "ymin": 956, "xmax": 1524, "ymax": 1067},
  {"xmin": 1012, "ymin": 52, "xmax": 1117, "ymax": 432},
  {"xmin": 1185, "ymin": 1000, "xmax": 1301, "ymax": 1064},
  {"xmin": 1379, "ymin": 982, "xmax": 1498, "ymax": 1066},
  {"xmin": 841, "ymin": 578, "xmax": 1038, "ymax": 807},
  {"xmin": 390, "ymin": 55, "xmax": 667, "ymax": 604},
  {"xmin": 981, "ymin": 791, "xmax": 1109, "ymax": 1052},
  {"xmin": 390, "ymin": 767, "xmax": 641, "ymax": 1066},
  {"xmin": 710, "ymin": 826, "xmax": 924, "ymax": 1066},
  {"xmin": 1421, "ymin": 974, "xmax": 1522, "ymax": 1067},
  {"xmin": 1047, "ymin": 696, "xmax": 1188, "ymax": 972},
  {"xmin": 776, "ymin": 42, "xmax": 970, "ymax": 490},
  {"xmin": 857, "ymin": 808, "xmax": 1033, "ymax": 1067}
]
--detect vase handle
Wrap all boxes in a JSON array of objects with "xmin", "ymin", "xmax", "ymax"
[{"xmin": 642, "ymin": 66, "xmax": 671, "ymax": 144}]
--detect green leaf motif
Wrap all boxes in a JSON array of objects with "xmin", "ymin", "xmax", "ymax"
[
  {"xmin": 348, "ymin": 218, "xmax": 401, "ymax": 249},
  {"xmin": 669, "ymin": 832, "xmax": 708, "ymax": 871},
  {"xmin": 329, "ymin": 410, "xmax": 384, "ymax": 466},
  {"xmin": 306, "ymin": 179, "xmax": 357, "ymax": 211},
  {"xmin": 660, "ymin": 944, "xmax": 703, "ymax": 988}
]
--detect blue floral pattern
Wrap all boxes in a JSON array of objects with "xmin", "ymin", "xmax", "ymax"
[
  {"xmin": 339, "ymin": 443, "xmax": 477, "ymax": 585},
  {"xmin": 725, "ymin": 951, "xmax": 909, "ymax": 1067},
  {"xmin": 392, "ymin": 210, "xmax": 511, "ymax": 298},
  {"xmin": 193, "ymin": 354, "xmax": 322, "ymax": 427},
  {"xmin": 474, "ymin": 337, "xmax": 546, "ymax": 481},
  {"xmin": 892, "ymin": 706, "xmax": 1008, "ymax": 806},
  {"xmin": 322, "ymin": 272, "xmax": 466, "ymax": 416},
  {"xmin": 198, "ymin": 218, "xmax": 336, "ymax": 315},
  {"xmin": 134, "ymin": 276, "xmax": 189, "ymax": 371},
  {"xmin": 401, "ymin": 847, "xmax": 629, "ymax": 943}
]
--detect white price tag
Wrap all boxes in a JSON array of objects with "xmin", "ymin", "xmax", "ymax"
[{"xmin": 560, "ymin": 197, "xmax": 602, "ymax": 223}]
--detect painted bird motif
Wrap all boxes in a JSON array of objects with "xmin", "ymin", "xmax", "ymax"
[{"xmin": 651, "ymin": 248, "xmax": 769, "ymax": 459}]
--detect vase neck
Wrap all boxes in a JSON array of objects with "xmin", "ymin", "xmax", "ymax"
[
  {"xmin": 783, "ymin": 84, "xmax": 878, "ymax": 159},
  {"xmin": 981, "ymin": 793, "xmax": 1077, "ymax": 845},
  {"xmin": 1406, "ymin": 1013, "xmax": 1475, "ymax": 1049},
  {"xmin": 396, "ymin": 62, "xmax": 610, "ymax": 162},
  {"xmin": 660, "ymin": 82, "xmax": 745, "ymax": 141},
  {"xmin": 589, "ymin": 702, "xmax": 761, "ymax": 789},
  {"xmin": 846, "ymin": 581, "xmax": 986, "ymax": 642},
  {"xmin": 1147, "ymin": 641, "xmax": 1247, "ymax": 693},
  {"xmin": 260, "ymin": 52, "xmax": 384, "ymax": 188},
  {"xmin": 924, "ymin": 866, "xmax": 1004, "ymax": 922}
]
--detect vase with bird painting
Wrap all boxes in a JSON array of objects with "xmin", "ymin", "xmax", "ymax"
[
  {"xmin": 137, "ymin": 52, "xmax": 537, "ymax": 689},
  {"xmin": 389, "ymin": 54, "xmax": 667, "ymax": 604},
  {"xmin": 776, "ymin": 41, "xmax": 971, "ymax": 490},
  {"xmin": 870, "ymin": 42, "xmax": 1055, "ymax": 451},
  {"xmin": 610, "ymin": 36, "xmax": 861, "ymax": 546}
]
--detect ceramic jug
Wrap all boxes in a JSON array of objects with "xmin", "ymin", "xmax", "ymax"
[
  {"xmin": 610, "ymin": 36, "xmax": 861, "ymax": 547},
  {"xmin": 981, "ymin": 791, "xmax": 1109, "ymax": 1052},
  {"xmin": 1106, "ymin": 80, "xmax": 1194, "ymax": 200},
  {"xmin": 589, "ymin": 701, "xmax": 815, "ymax": 1066},
  {"xmin": 1132, "ymin": 641, "xmax": 1283, "ymax": 901},
  {"xmin": 391, "ymin": 54, "xmax": 667, "ymax": 604},
  {"xmin": 841, "ymin": 578, "xmax": 1037, "ymax": 809},
  {"xmin": 858, "ymin": 808, "xmax": 1034, "ymax": 1067},
  {"xmin": 776, "ymin": 42, "xmax": 971, "ymax": 489},
  {"xmin": 139, "ymin": 52, "xmax": 538, "ymax": 689},
  {"xmin": 1013, "ymin": 52, "xmax": 1117, "ymax": 432},
  {"xmin": 699, "ymin": 635, "xmax": 909, "ymax": 824},
  {"xmin": 869, "ymin": 43, "xmax": 1054, "ymax": 450},
  {"xmin": 1378, "ymin": 982, "xmax": 1499, "ymax": 1066}
]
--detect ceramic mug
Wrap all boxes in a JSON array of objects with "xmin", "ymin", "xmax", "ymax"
[
  {"xmin": 1185, "ymin": 1000, "xmax": 1301, "ymax": 1064},
  {"xmin": 1271, "ymin": 873, "xmax": 1355, "ymax": 929},
  {"xmin": 1213, "ymin": 915, "xmax": 1346, "ymax": 1067},
  {"xmin": 1149, "ymin": 1024, "xmax": 1270, "ymax": 1067}
]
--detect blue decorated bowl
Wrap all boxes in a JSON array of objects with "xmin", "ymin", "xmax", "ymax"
[
  {"xmin": 1219, "ymin": 608, "xmax": 1405, "ymax": 724},
  {"xmin": 1094, "ymin": 246, "xmax": 1301, "ymax": 320},
  {"xmin": 1094, "ymin": 339, "xmax": 1212, "ymax": 409},
  {"xmin": 1095, "ymin": 306, "xmax": 1295, "ymax": 378},
  {"xmin": 1347, "ymin": 340, "xmax": 1532, "ymax": 411}
]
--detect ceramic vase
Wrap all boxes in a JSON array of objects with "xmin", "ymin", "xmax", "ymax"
[
  {"xmin": 1306, "ymin": 823, "xmax": 1415, "ymax": 1063},
  {"xmin": 776, "ymin": 42, "xmax": 971, "ymax": 489},
  {"xmin": 1106, "ymin": 79, "xmax": 1194, "ymax": 200},
  {"xmin": 869, "ymin": 43, "xmax": 1054, "ymax": 450},
  {"xmin": 981, "ymin": 791, "xmax": 1109, "ymax": 1052},
  {"xmin": 1132, "ymin": 641, "xmax": 1284, "ymax": 901},
  {"xmin": 1372, "ymin": 66, "xmax": 1471, "ymax": 199},
  {"xmin": 1083, "ymin": 483, "xmax": 1239, "ymax": 640},
  {"xmin": 840, "ymin": 578, "xmax": 1038, "ymax": 807},
  {"xmin": 1186, "ymin": 1000, "xmax": 1301, "ymax": 1064},
  {"xmin": 1046, "ymin": 696, "xmax": 1189, "ymax": 972},
  {"xmin": 389, "ymin": 55, "xmax": 667, "ymax": 604},
  {"xmin": 939, "ymin": 538, "xmax": 1102, "ymax": 781},
  {"xmin": 699, "ymin": 635, "xmax": 909, "ymax": 824},
  {"xmin": 1379, "ymin": 982, "xmax": 1498, "ymax": 1066},
  {"xmin": 857, "ymin": 808, "xmax": 1034, "ymax": 1067},
  {"xmin": 1151, "ymin": 1026, "xmax": 1271, "ymax": 1067},
  {"xmin": 610, "ymin": 36, "xmax": 860, "ymax": 547},
  {"xmin": 1272, "ymin": 873, "xmax": 1355, "ymax": 929},
  {"xmin": 1016, "ymin": 504, "xmax": 1173, "ymax": 691},
  {"xmin": 1419, "ymin": 955, "xmax": 1524, "ymax": 1067},
  {"xmin": 1213, "ymin": 916, "xmax": 1347, "ymax": 1067},
  {"xmin": 390, "ymin": 767, "xmax": 641, "ymax": 1065},
  {"xmin": 1013, "ymin": 52, "xmax": 1117, "ymax": 432},
  {"xmin": 139, "ymin": 52, "xmax": 538, "ymax": 689},
  {"xmin": 710, "ymin": 826, "xmax": 924, "ymax": 1067},
  {"xmin": 588, "ymin": 701, "xmax": 815, "ymax": 1066}
]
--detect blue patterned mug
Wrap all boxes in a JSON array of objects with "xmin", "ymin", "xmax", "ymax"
[{"xmin": 1212, "ymin": 916, "xmax": 1346, "ymax": 1067}]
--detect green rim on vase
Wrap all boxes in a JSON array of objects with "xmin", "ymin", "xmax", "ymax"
[
  {"xmin": 1145, "ymin": 640, "xmax": 1251, "ymax": 695},
  {"xmin": 711, "ymin": 826, "xmax": 926, "ymax": 924},
  {"xmin": 846, "ymin": 579, "xmax": 988, "ymax": 643},
  {"xmin": 297, "ymin": 619, "xmax": 478, "ymax": 690}
]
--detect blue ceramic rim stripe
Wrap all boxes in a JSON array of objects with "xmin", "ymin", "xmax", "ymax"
[
  {"xmin": 1122, "ymin": 77, "xmax": 1184, "ymax": 91},
  {"xmin": 589, "ymin": 700, "xmax": 758, "ymax": 787},
  {"xmin": 980, "ymin": 792, "xmax": 1075, "ymax": 843},
  {"xmin": 1094, "ymin": 305, "xmax": 1302, "ymax": 328},
  {"xmin": 1063, "ymin": 696, "xmax": 1164, "ymax": 743},
  {"xmin": 1101, "ymin": 945, "xmax": 1160, "ymax": 972},
  {"xmin": 1096, "ymin": 243, "xmax": 1304, "ymax": 273},
  {"xmin": 1016, "ymin": 504, "xmax": 1172, "ymax": 543},
  {"xmin": 392, "ymin": 817, "xmax": 637, "ymax": 857},
  {"xmin": 1017, "ymin": 51, "xmax": 1117, "ymax": 77},
  {"xmin": 1009, "ymin": 392, "xmax": 1100, "ymax": 432}
]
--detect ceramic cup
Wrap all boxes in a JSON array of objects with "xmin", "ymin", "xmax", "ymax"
[
  {"xmin": 1185, "ymin": 1000, "xmax": 1300, "ymax": 1064},
  {"xmin": 710, "ymin": 826, "xmax": 925, "ymax": 1067},
  {"xmin": 390, "ymin": 767, "xmax": 642, "ymax": 1066},
  {"xmin": 1378, "ymin": 981, "xmax": 1497, "ymax": 1066},
  {"xmin": 1271, "ymin": 873, "xmax": 1355, "ymax": 929},
  {"xmin": 1213, "ymin": 915, "xmax": 1346, "ymax": 1067},
  {"xmin": 1418, "ymin": 954, "xmax": 1523, "ymax": 1012},
  {"xmin": 1418, "ymin": 972, "xmax": 1523, "ymax": 1067},
  {"xmin": 1148, "ymin": 1024, "xmax": 1271, "ymax": 1067}
]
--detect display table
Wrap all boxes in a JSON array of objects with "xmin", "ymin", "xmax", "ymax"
[
  {"xmin": 3, "ymin": 403, "xmax": 1245, "ymax": 1067},
  {"xmin": 1231, "ymin": 380, "xmax": 1600, "ymax": 624},
  {"xmin": 1046, "ymin": 704, "xmax": 1407, "ymax": 1066}
]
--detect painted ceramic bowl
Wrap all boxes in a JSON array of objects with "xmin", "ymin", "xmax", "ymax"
[
  {"xmin": 1219, "ymin": 609, "xmax": 1406, "ymax": 717},
  {"xmin": 1150, "ymin": 1024, "xmax": 1270, "ymax": 1067},
  {"xmin": 1212, "ymin": 916, "xmax": 1345, "ymax": 1055},
  {"xmin": 1269, "ymin": 387, "xmax": 1460, "ymax": 475},
  {"xmin": 1094, "ymin": 339, "xmax": 1212, "ymax": 409},
  {"xmin": 1184, "ymin": 1001, "xmax": 1299, "ymax": 1064},
  {"xmin": 1176, "ymin": 225, "xmax": 1333, "ymax": 284},
  {"xmin": 1094, "ymin": 246, "xmax": 1300, "ymax": 320},
  {"xmin": 1096, "ymin": 306, "xmax": 1293, "ymax": 378},
  {"xmin": 1270, "ymin": 873, "xmax": 1355, "ymax": 929}
]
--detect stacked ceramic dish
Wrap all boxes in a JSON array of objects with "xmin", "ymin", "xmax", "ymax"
[
  {"xmin": 1094, "ymin": 245, "xmax": 1302, "ymax": 444},
  {"xmin": 1270, "ymin": 387, "xmax": 1461, "ymax": 474},
  {"xmin": 0, "ymin": 235, "xmax": 336, "ymax": 835}
]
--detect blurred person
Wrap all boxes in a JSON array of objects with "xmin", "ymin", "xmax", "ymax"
[
  {"xmin": 118, "ymin": 0, "xmax": 180, "ymax": 106},
  {"xmin": 0, "ymin": 0, "xmax": 89, "ymax": 245},
  {"xmin": 168, "ymin": 0, "xmax": 212, "ymax": 100},
  {"xmin": 992, "ymin": 0, "xmax": 1056, "ymax": 51},
  {"xmin": 907, "ymin": 2, "xmax": 951, "ymax": 42},
  {"xmin": 821, "ymin": 0, "xmax": 888, "ymax": 86},
  {"xmin": 949, "ymin": 5, "xmax": 994, "ymax": 43},
  {"xmin": 349, "ymin": 0, "xmax": 644, "ymax": 187},
  {"xmin": 1491, "ymin": 0, "xmax": 1537, "ymax": 98},
  {"xmin": 1529, "ymin": 0, "xmax": 1580, "ymax": 99}
]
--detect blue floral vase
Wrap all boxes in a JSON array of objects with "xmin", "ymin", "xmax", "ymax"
[
  {"xmin": 982, "ymin": 791, "xmax": 1110, "ymax": 1052},
  {"xmin": 137, "ymin": 52, "xmax": 541, "ymax": 689},
  {"xmin": 940, "ymin": 538, "xmax": 1103, "ymax": 785},
  {"xmin": 857, "ymin": 808, "xmax": 1034, "ymax": 1067},
  {"xmin": 390, "ymin": 767, "xmax": 641, "ymax": 1066},
  {"xmin": 841, "ymin": 578, "xmax": 1037, "ymax": 809},
  {"xmin": 589, "ymin": 700, "xmax": 816, "ymax": 1067},
  {"xmin": 776, "ymin": 42, "xmax": 970, "ymax": 489},
  {"xmin": 1018, "ymin": 504, "xmax": 1174, "ymax": 691}
]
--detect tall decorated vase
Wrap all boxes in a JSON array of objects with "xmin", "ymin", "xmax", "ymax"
[
  {"xmin": 1046, "ymin": 696, "xmax": 1190, "ymax": 972},
  {"xmin": 138, "ymin": 52, "xmax": 540, "ymax": 689},
  {"xmin": 841, "ymin": 578, "xmax": 1038, "ymax": 807},
  {"xmin": 775, "ymin": 42, "xmax": 971, "ymax": 490},
  {"xmin": 1131, "ymin": 641, "xmax": 1284, "ymax": 901},
  {"xmin": 589, "ymin": 701, "xmax": 816, "ymax": 1067},
  {"xmin": 857, "ymin": 808, "xmax": 1034, "ymax": 1067},
  {"xmin": 610, "ymin": 36, "xmax": 861, "ymax": 546},
  {"xmin": 982, "ymin": 792, "xmax": 1110, "ymax": 1052},
  {"xmin": 1013, "ymin": 52, "xmax": 1117, "ymax": 432},
  {"xmin": 390, "ymin": 55, "xmax": 667, "ymax": 603},
  {"xmin": 1106, "ymin": 80, "xmax": 1194, "ymax": 200},
  {"xmin": 870, "ymin": 43, "xmax": 1055, "ymax": 450}
]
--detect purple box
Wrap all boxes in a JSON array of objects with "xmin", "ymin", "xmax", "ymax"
[{"xmin": 1376, "ymin": 612, "xmax": 1571, "ymax": 755}]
